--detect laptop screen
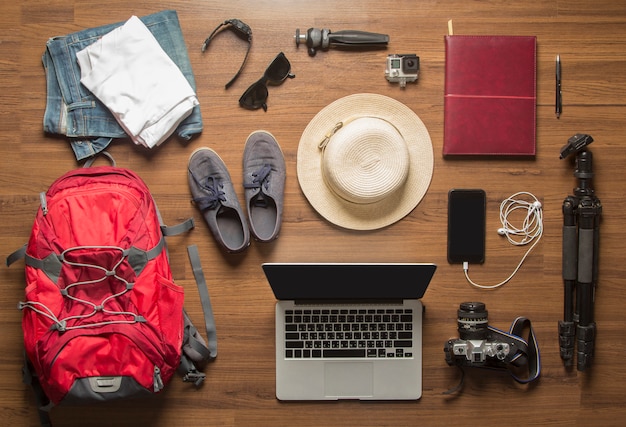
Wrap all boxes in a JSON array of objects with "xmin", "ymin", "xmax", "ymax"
[{"xmin": 262, "ymin": 263, "xmax": 436, "ymax": 301}]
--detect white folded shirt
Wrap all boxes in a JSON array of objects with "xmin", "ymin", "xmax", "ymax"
[{"xmin": 76, "ymin": 15, "xmax": 199, "ymax": 148}]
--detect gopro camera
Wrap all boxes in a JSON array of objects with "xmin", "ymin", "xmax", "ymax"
[{"xmin": 385, "ymin": 54, "xmax": 419, "ymax": 87}]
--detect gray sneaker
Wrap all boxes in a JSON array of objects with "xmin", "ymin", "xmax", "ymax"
[
  {"xmin": 188, "ymin": 147, "xmax": 250, "ymax": 253},
  {"xmin": 243, "ymin": 131, "xmax": 286, "ymax": 242}
]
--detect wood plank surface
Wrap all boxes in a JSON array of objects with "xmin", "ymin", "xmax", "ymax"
[{"xmin": 1, "ymin": 0, "xmax": 626, "ymax": 425}]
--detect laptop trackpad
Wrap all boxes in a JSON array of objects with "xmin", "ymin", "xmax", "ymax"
[{"xmin": 324, "ymin": 362, "xmax": 374, "ymax": 398}]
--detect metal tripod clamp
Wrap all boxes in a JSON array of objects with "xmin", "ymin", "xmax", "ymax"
[{"xmin": 295, "ymin": 27, "xmax": 389, "ymax": 56}]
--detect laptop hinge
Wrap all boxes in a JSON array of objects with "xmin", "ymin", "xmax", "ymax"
[{"xmin": 293, "ymin": 299, "xmax": 405, "ymax": 306}]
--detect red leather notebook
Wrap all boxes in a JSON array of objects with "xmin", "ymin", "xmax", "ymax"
[{"xmin": 443, "ymin": 35, "xmax": 537, "ymax": 156}]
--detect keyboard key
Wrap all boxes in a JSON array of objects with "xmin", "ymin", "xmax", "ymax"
[{"xmin": 323, "ymin": 349, "xmax": 366, "ymax": 358}]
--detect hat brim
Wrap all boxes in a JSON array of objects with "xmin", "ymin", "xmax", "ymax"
[{"xmin": 297, "ymin": 93, "xmax": 434, "ymax": 230}]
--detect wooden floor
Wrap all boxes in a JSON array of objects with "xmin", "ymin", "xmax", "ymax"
[{"xmin": 2, "ymin": 0, "xmax": 626, "ymax": 425}]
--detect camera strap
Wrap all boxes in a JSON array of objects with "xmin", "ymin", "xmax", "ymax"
[{"xmin": 490, "ymin": 316, "xmax": 541, "ymax": 384}]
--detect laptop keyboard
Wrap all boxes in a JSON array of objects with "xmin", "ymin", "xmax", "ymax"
[{"xmin": 283, "ymin": 308, "xmax": 414, "ymax": 359}]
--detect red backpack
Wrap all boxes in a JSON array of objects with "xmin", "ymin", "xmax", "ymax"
[{"xmin": 7, "ymin": 158, "xmax": 216, "ymax": 425}]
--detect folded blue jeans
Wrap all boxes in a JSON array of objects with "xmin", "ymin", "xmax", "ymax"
[{"xmin": 43, "ymin": 10, "xmax": 202, "ymax": 160}]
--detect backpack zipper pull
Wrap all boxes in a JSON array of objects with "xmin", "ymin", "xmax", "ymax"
[
  {"xmin": 153, "ymin": 366, "xmax": 164, "ymax": 392},
  {"xmin": 40, "ymin": 192, "xmax": 48, "ymax": 215}
]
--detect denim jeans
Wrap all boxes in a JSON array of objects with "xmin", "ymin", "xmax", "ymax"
[{"xmin": 43, "ymin": 10, "xmax": 203, "ymax": 160}]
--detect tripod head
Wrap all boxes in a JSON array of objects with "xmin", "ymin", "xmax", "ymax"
[
  {"xmin": 560, "ymin": 133, "xmax": 595, "ymax": 198},
  {"xmin": 559, "ymin": 133, "xmax": 593, "ymax": 160}
]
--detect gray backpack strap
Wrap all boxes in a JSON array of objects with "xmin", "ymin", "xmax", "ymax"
[
  {"xmin": 6, "ymin": 244, "xmax": 26, "ymax": 267},
  {"xmin": 179, "ymin": 245, "xmax": 217, "ymax": 385},
  {"xmin": 187, "ymin": 244, "xmax": 218, "ymax": 358},
  {"xmin": 83, "ymin": 151, "xmax": 116, "ymax": 168},
  {"xmin": 22, "ymin": 352, "xmax": 53, "ymax": 427},
  {"xmin": 179, "ymin": 311, "xmax": 209, "ymax": 385},
  {"xmin": 161, "ymin": 218, "xmax": 195, "ymax": 236}
]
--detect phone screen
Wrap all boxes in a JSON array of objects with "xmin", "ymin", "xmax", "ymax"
[{"xmin": 447, "ymin": 189, "xmax": 486, "ymax": 264}]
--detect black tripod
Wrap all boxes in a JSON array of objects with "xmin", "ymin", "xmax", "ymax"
[{"xmin": 558, "ymin": 134, "xmax": 602, "ymax": 371}]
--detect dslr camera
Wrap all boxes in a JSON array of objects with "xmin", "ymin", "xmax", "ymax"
[
  {"xmin": 385, "ymin": 54, "xmax": 419, "ymax": 87},
  {"xmin": 444, "ymin": 302, "xmax": 521, "ymax": 369}
]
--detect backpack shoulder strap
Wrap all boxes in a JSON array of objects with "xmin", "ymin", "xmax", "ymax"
[
  {"xmin": 6, "ymin": 244, "xmax": 26, "ymax": 267},
  {"xmin": 186, "ymin": 245, "xmax": 218, "ymax": 359},
  {"xmin": 178, "ymin": 245, "xmax": 217, "ymax": 386},
  {"xmin": 161, "ymin": 218, "xmax": 195, "ymax": 236},
  {"xmin": 22, "ymin": 352, "xmax": 53, "ymax": 427}
]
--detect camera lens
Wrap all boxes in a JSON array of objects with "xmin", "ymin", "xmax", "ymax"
[
  {"xmin": 457, "ymin": 302, "xmax": 489, "ymax": 340},
  {"xmin": 402, "ymin": 55, "xmax": 419, "ymax": 73},
  {"xmin": 459, "ymin": 302, "xmax": 486, "ymax": 314}
]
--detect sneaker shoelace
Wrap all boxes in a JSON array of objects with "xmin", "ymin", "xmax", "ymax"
[
  {"xmin": 190, "ymin": 173, "xmax": 227, "ymax": 211},
  {"xmin": 244, "ymin": 164, "xmax": 272, "ymax": 208}
]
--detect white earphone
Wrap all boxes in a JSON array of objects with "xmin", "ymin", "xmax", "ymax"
[
  {"xmin": 497, "ymin": 194, "xmax": 543, "ymax": 242},
  {"xmin": 464, "ymin": 191, "xmax": 544, "ymax": 289}
]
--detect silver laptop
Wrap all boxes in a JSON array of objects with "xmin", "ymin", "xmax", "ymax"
[{"xmin": 262, "ymin": 262, "xmax": 436, "ymax": 401}]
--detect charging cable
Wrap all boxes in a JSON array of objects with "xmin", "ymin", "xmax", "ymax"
[{"xmin": 464, "ymin": 191, "xmax": 543, "ymax": 289}]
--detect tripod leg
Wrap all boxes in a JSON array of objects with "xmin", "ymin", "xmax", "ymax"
[
  {"xmin": 559, "ymin": 197, "xmax": 577, "ymax": 366},
  {"xmin": 576, "ymin": 200, "xmax": 599, "ymax": 371}
]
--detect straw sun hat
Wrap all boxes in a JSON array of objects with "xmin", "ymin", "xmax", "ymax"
[{"xmin": 297, "ymin": 93, "xmax": 434, "ymax": 230}]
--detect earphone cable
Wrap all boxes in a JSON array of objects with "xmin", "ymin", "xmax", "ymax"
[{"xmin": 464, "ymin": 192, "xmax": 543, "ymax": 289}]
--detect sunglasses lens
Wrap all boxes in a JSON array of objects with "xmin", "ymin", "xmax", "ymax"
[
  {"xmin": 265, "ymin": 53, "xmax": 292, "ymax": 82},
  {"xmin": 239, "ymin": 81, "xmax": 269, "ymax": 110},
  {"xmin": 239, "ymin": 53, "xmax": 294, "ymax": 112}
]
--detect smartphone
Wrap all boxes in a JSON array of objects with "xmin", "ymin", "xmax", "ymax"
[{"xmin": 447, "ymin": 189, "xmax": 486, "ymax": 264}]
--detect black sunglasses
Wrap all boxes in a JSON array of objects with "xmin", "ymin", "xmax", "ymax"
[{"xmin": 239, "ymin": 52, "xmax": 295, "ymax": 111}]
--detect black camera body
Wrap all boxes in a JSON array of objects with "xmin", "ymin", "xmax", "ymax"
[{"xmin": 444, "ymin": 302, "xmax": 523, "ymax": 370}]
